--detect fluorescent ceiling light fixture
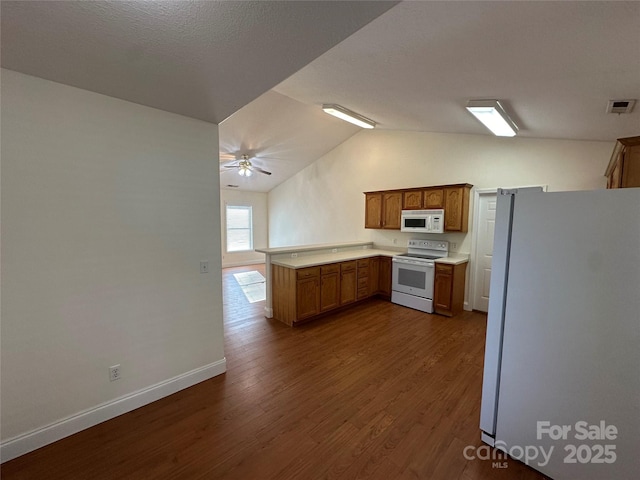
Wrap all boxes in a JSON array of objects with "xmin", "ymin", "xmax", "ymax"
[
  {"xmin": 322, "ymin": 104, "xmax": 376, "ymax": 129},
  {"xmin": 466, "ymin": 100, "xmax": 518, "ymax": 137}
]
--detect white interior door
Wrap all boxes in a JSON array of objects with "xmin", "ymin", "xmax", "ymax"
[{"xmin": 472, "ymin": 193, "xmax": 497, "ymax": 311}]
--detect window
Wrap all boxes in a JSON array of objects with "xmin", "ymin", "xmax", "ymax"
[{"xmin": 226, "ymin": 205, "xmax": 253, "ymax": 252}]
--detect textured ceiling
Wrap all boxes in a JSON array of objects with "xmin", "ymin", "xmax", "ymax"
[
  {"xmin": 218, "ymin": 90, "xmax": 358, "ymax": 193},
  {"xmin": 1, "ymin": 0, "xmax": 397, "ymax": 124},
  {"xmin": 2, "ymin": 1, "xmax": 639, "ymax": 193},
  {"xmin": 276, "ymin": 1, "xmax": 640, "ymax": 141}
]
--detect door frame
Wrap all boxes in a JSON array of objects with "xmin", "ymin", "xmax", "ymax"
[{"xmin": 469, "ymin": 185, "xmax": 547, "ymax": 311}]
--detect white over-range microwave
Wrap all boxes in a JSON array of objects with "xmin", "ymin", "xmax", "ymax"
[{"xmin": 400, "ymin": 209, "xmax": 445, "ymax": 234}]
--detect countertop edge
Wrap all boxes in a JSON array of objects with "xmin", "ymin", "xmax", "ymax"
[
  {"xmin": 256, "ymin": 241, "xmax": 373, "ymax": 255},
  {"xmin": 435, "ymin": 254, "xmax": 470, "ymax": 265},
  {"xmin": 271, "ymin": 249, "xmax": 401, "ymax": 269}
]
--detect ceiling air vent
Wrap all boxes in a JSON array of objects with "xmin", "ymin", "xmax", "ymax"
[{"xmin": 606, "ymin": 99, "xmax": 636, "ymax": 114}]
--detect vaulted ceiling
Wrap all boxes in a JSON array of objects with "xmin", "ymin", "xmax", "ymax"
[{"xmin": 3, "ymin": 1, "xmax": 639, "ymax": 193}]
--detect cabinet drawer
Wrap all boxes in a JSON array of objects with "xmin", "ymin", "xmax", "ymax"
[
  {"xmin": 341, "ymin": 261, "xmax": 357, "ymax": 272},
  {"xmin": 357, "ymin": 259, "xmax": 370, "ymax": 268},
  {"xmin": 358, "ymin": 277, "xmax": 369, "ymax": 289},
  {"xmin": 297, "ymin": 267, "xmax": 320, "ymax": 280},
  {"xmin": 321, "ymin": 263, "xmax": 340, "ymax": 275},
  {"xmin": 436, "ymin": 263, "xmax": 453, "ymax": 275},
  {"xmin": 357, "ymin": 287, "xmax": 369, "ymax": 299},
  {"xmin": 357, "ymin": 266, "xmax": 369, "ymax": 277}
]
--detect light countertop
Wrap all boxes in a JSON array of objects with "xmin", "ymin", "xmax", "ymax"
[
  {"xmin": 271, "ymin": 249, "xmax": 400, "ymax": 269},
  {"xmin": 271, "ymin": 249, "xmax": 469, "ymax": 269},
  {"xmin": 435, "ymin": 254, "xmax": 469, "ymax": 265},
  {"xmin": 256, "ymin": 241, "xmax": 373, "ymax": 255}
]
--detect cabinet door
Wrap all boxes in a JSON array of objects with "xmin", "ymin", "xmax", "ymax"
[
  {"xmin": 609, "ymin": 157, "xmax": 622, "ymax": 189},
  {"xmin": 403, "ymin": 190, "xmax": 423, "ymax": 210},
  {"xmin": 365, "ymin": 193, "xmax": 383, "ymax": 228},
  {"xmin": 382, "ymin": 192, "xmax": 402, "ymax": 229},
  {"xmin": 434, "ymin": 266, "xmax": 453, "ymax": 313},
  {"xmin": 444, "ymin": 186, "xmax": 470, "ymax": 232},
  {"xmin": 297, "ymin": 277, "xmax": 320, "ymax": 320},
  {"xmin": 340, "ymin": 263, "xmax": 357, "ymax": 305},
  {"xmin": 621, "ymin": 146, "xmax": 640, "ymax": 188},
  {"xmin": 423, "ymin": 188, "xmax": 444, "ymax": 208},
  {"xmin": 320, "ymin": 272, "xmax": 340, "ymax": 312},
  {"xmin": 378, "ymin": 257, "xmax": 392, "ymax": 297}
]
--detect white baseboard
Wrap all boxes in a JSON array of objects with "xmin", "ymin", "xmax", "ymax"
[{"xmin": 0, "ymin": 358, "xmax": 226, "ymax": 463}]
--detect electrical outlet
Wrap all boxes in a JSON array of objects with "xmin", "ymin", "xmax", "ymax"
[
  {"xmin": 450, "ymin": 242, "xmax": 458, "ymax": 251},
  {"xmin": 291, "ymin": 253, "xmax": 298, "ymax": 258},
  {"xmin": 109, "ymin": 365, "xmax": 121, "ymax": 382},
  {"xmin": 392, "ymin": 238, "xmax": 398, "ymax": 245},
  {"xmin": 332, "ymin": 248, "xmax": 337, "ymax": 253},
  {"xmin": 200, "ymin": 261, "xmax": 209, "ymax": 274}
]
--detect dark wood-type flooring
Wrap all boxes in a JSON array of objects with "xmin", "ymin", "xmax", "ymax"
[{"xmin": 1, "ymin": 264, "xmax": 547, "ymax": 479}]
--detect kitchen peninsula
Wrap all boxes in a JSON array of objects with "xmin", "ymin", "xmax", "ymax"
[
  {"xmin": 256, "ymin": 242, "xmax": 401, "ymax": 324},
  {"xmin": 256, "ymin": 242, "xmax": 469, "ymax": 326}
]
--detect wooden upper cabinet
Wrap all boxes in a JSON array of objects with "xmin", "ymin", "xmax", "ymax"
[
  {"xmin": 423, "ymin": 188, "xmax": 444, "ymax": 209},
  {"xmin": 443, "ymin": 185, "xmax": 471, "ymax": 232},
  {"xmin": 605, "ymin": 136, "xmax": 640, "ymax": 189},
  {"xmin": 365, "ymin": 193, "xmax": 383, "ymax": 228},
  {"xmin": 382, "ymin": 192, "xmax": 402, "ymax": 229},
  {"xmin": 402, "ymin": 190, "xmax": 423, "ymax": 210},
  {"xmin": 364, "ymin": 184, "xmax": 471, "ymax": 231}
]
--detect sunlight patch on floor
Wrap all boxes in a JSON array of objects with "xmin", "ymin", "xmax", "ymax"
[{"xmin": 233, "ymin": 270, "xmax": 266, "ymax": 303}]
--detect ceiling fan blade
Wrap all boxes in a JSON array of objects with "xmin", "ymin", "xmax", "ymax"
[
  {"xmin": 251, "ymin": 166, "xmax": 272, "ymax": 175},
  {"xmin": 223, "ymin": 164, "xmax": 240, "ymax": 168},
  {"xmin": 219, "ymin": 152, "xmax": 237, "ymax": 161}
]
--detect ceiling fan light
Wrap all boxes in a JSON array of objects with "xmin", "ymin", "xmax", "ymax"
[
  {"xmin": 322, "ymin": 104, "xmax": 376, "ymax": 129},
  {"xmin": 466, "ymin": 100, "xmax": 518, "ymax": 137},
  {"xmin": 238, "ymin": 166, "xmax": 252, "ymax": 177}
]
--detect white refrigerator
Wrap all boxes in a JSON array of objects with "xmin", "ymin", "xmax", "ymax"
[{"xmin": 480, "ymin": 188, "xmax": 640, "ymax": 479}]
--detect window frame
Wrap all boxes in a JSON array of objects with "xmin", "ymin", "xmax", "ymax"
[{"xmin": 225, "ymin": 205, "xmax": 254, "ymax": 253}]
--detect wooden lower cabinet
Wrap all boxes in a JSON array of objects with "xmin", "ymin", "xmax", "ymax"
[
  {"xmin": 320, "ymin": 264, "xmax": 340, "ymax": 312},
  {"xmin": 297, "ymin": 276, "xmax": 320, "ymax": 320},
  {"xmin": 357, "ymin": 258, "xmax": 370, "ymax": 300},
  {"xmin": 272, "ymin": 256, "xmax": 394, "ymax": 325},
  {"xmin": 340, "ymin": 261, "xmax": 357, "ymax": 305},
  {"xmin": 434, "ymin": 262, "xmax": 467, "ymax": 317},
  {"xmin": 378, "ymin": 256, "xmax": 392, "ymax": 297}
]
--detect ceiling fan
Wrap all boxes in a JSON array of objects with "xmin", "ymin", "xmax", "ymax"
[{"xmin": 221, "ymin": 154, "xmax": 272, "ymax": 177}]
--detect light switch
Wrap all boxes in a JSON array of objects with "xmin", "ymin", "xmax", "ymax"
[{"xmin": 200, "ymin": 261, "xmax": 209, "ymax": 274}]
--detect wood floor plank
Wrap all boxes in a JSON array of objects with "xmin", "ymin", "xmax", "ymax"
[{"xmin": 0, "ymin": 264, "xmax": 547, "ymax": 480}]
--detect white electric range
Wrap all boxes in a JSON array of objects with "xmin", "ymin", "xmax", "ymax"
[{"xmin": 391, "ymin": 239, "xmax": 449, "ymax": 313}]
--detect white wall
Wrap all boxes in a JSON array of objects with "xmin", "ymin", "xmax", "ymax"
[
  {"xmin": 220, "ymin": 189, "xmax": 267, "ymax": 267},
  {"xmin": 268, "ymin": 129, "xmax": 613, "ymax": 254},
  {"xmin": 1, "ymin": 70, "xmax": 225, "ymax": 449}
]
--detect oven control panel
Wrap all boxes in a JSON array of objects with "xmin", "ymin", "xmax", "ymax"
[{"xmin": 407, "ymin": 239, "xmax": 449, "ymax": 251}]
